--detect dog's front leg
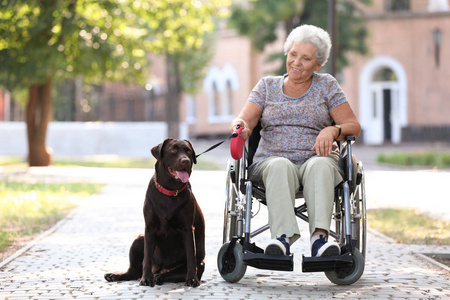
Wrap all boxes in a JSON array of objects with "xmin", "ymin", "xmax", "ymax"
[
  {"xmin": 183, "ymin": 227, "xmax": 200, "ymax": 287},
  {"xmin": 140, "ymin": 227, "xmax": 155, "ymax": 287}
]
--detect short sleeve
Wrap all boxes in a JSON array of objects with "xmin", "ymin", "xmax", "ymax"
[
  {"xmin": 326, "ymin": 75, "xmax": 347, "ymax": 111},
  {"xmin": 248, "ymin": 78, "xmax": 267, "ymax": 109}
]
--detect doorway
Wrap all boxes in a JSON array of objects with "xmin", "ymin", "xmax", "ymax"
[
  {"xmin": 383, "ymin": 88, "xmax": 392, "ymax": 142},
  {"xmin": 359, "ymin": 56, "xmax": 408, "ymax": 145}
]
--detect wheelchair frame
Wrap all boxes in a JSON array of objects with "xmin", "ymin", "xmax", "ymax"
[{"xmin": 218, "ymin": 135, "xmax": 367, "ymax": 285}]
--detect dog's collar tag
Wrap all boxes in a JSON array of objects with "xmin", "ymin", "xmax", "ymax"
[{"xmin": 154, "ymin": 177, "xmax": 188, "ymax": 196}]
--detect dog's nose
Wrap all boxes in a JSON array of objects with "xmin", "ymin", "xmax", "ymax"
[{"xmin": 181, "ymin": 157, "xmax": 191, "ymax": 166}]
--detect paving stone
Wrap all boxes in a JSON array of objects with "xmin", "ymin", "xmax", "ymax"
[{"xmin": 1, "ymin": 169, "xmax": 449, "ymax": 299}]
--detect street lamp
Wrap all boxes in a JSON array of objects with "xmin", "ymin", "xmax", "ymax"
[{"xmin": 433, "ymin": 28, "xmax": 442, "ymax": 67}]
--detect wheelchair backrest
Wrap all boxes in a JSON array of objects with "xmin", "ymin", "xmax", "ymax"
[{"xmin": 247, "ymin": 121, "xmax": 262, "ymax": 166}]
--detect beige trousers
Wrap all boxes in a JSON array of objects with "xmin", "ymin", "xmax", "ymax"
[{"xmin": 249, "ymin": 155, "xmax": 343, "ymax": 244}]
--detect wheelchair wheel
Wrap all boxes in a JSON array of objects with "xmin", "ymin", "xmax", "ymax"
[
  {"xmin": 324, "ymin": 248, "xmax": 365, "ymax": 285},
  {"xmin": 223, "ymin": 159, "xmax": 238, "ymax": 243},
  {"xmin": 348, "ymin": 161, "xmax": 367, "ymax": 258},
  {"xmin": 217, "ymin": 242, "xmax": 247, "ymax": 283},
  {"xmin": 356, "ymin": 162, "xmax": 367, "ymax": 258}
]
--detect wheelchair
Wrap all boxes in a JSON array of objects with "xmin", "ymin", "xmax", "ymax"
[{"xmin": 217, "ymin": 124, "xmax": 367, "ymax": 285}]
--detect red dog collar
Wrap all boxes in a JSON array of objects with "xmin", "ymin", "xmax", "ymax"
[{"xmin": 155, "ymin": 177, "xmax": 188, "ymax": 196}]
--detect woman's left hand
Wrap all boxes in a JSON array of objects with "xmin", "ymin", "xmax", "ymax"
[{"xmin": 311, "ymin": 126, "xmax": 336, "ymax": 156}]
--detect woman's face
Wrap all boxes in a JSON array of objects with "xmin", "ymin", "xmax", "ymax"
[{"xmin": 286, "ymin": 42, "xmax": 322, "ymax": 82}]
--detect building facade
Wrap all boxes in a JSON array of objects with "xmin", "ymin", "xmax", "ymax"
[{"xmin": 340, "ymin": 0, "xmax": 450, "ymax": 144}]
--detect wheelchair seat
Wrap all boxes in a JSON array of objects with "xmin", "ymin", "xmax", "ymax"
[{"xmin": 243, "ymin": 121, "xmax": 361, "ymax": 198}]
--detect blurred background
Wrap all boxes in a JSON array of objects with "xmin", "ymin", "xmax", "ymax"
[{"xmin": 0, "ymin": 0, "xmax": 449, "ymax": 165}]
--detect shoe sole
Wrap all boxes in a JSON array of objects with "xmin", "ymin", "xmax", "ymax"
[
  {"xmin": 265, "ymin": 240, "xmax": 286, "ymax": 256},
  {"xmin": 317, "ymin": 244, "xmax": 340, "ymax": 257}
]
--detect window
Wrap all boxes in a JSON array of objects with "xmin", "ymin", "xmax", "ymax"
[
  {"xmin": 225, "ymin": 80, "xmax": 233, "ymax": 116},
  {"xmin": 212, "ymin": 82, "xmax": 221, "ymax": 116},
  {"xmin": 204, "ymin": 64, "xmax": 239, "ymax": 124},
  {"xmin": 385, "ymin": 0, "xmax": 410, "ymax": 12},
  {"xmin": 373, "ymin": 68, "xmax": 397, "ymax": 82}
]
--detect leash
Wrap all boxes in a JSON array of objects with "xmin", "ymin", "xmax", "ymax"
[{"xmin": 195, "ymin": 132, "xmax": 238, "ymax": 159}]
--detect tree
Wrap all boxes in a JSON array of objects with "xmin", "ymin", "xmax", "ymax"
[
  {"xmin": 139, "ymin": 0, "xmax": 228, "ymax": 138},
  {"xmin": 0, "ymin": 0, "xmax": 228, "ymax": 166},
  {"xmin": 229, "ymin": 0, "xmax": 370, "ymax": 75}
]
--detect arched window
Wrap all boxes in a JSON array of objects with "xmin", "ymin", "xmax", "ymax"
[
  {"xmin": 373, "ymin": 68, "xmax": 397, "ymax": 82},
  {"xmin": 225, "ymin": 80, "xmax": 233, "ymax": 116},
  {"xmin": 213, "ymin": 81, "xmax": 221, "ymax": 116},
  {"xmin": 203, "ymin": 64, "xmax": 239, "ymax": 123}
]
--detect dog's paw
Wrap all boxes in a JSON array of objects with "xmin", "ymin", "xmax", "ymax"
[
  {"xmin": 154, "ymin": 274, "xmax": 164, "ymax": 285},
  {"xmin": 104, "ymin": 273, "xmax": 119, "ymax": 282},
  {"xmin": 185, "ymin": 277, "xmax": 200, "ymax": 288},
  {"xmin": 139, "ymin": 277, "xmax": 155, "ymax": 287}
]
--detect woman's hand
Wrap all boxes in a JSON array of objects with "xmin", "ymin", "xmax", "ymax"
[
  {"xmin": 230, "ymin": 118, "xmax": 251, "ymax": 139},
  {"xmin": 311, "ymin": 126, "xmax": 337, "ymax": 156},
  {"xmin": 230, "ymin": 102, "xmax": 263, "ymax": 140}
]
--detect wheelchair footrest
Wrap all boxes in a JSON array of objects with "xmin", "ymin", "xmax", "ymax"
[
  {"xmin": 301, "ymin": 252, "xmax": 354, "ymax": 272},
  {"xmin": 243, "ymin": 251, "xmax": 294, "ymax": 271}
]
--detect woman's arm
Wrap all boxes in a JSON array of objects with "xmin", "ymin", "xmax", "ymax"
[
  {"xmin": 230, "ymin": 101, "xmax": 263, "ymax": 139},
  {"xmin": 312, "ymin": 102, "xmax": 361, "ymax": 156}
]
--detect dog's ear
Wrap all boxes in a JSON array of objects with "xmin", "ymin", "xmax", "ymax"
[
  {"xmin": 184, "ymin": 139, "xmax": 197, "ymax": 164},
  {"xmin": 151, "ymin": 138, "xmax": 173, "ymax": 160}
]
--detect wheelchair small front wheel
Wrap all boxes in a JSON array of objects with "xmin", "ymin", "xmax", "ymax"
[
  {"xmin": 217, "ymin": 242, "xmax": 247, "ymax": 283},
  {"xmin": 324, "ymin": 248, "xmax": 365, "ymax": 285}
]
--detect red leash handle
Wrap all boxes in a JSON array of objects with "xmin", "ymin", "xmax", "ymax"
[{"xmin": 230, "ymin": 126, "xmax": 246, "ymax": 160}]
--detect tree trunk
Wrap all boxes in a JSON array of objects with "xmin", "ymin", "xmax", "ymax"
[
  {"xmin": 165, "ymin": 54, "xmax": 182, "ymax": 138},
  {"xmin": 26, "ymin": 78, "xmax": 53, "ymax": 166}
]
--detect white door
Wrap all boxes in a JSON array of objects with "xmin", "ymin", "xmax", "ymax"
[
  {"xmin": 390, "ymin": 87, "xmax": 401, "ymax": 144},
  {"xmin": 365, "ymin": 84, "xmax": 384, "ymax": 145},
  {"xmin": 365, "ymin": 82, "xmax": 400, "ymax": 145}
]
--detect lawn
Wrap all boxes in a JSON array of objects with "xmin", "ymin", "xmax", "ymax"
[
  {"xmin": 367, "ymin": 208, "xmax": 450, "ymax": 245},
  {"xmin": 377, "ymin": 151, "xmax": 450, "ymax": 169},
  {"xmin": 0, "ymin": 156, "xmax": 222, "ymax": 170},
  {"xmin": 0, "ymin": 180, "xmax": 104, "ymax": 254}
]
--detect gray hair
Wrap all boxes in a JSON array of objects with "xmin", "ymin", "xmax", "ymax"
[{"xmin": 284, "ymin": 24, "xmax": 332, "ymax": 66}]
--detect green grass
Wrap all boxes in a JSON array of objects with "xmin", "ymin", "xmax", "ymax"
[
  {"xmin": 368, "ymin": 208, "xmax": 450, "ymax": 245},
  {"xmin": 377, "ymin": 152, "xmax": 450, "ymax": 169},
  {"xmin": 1, "ymin": 156, "xmax": 222, "ymax": 170},
  {"xmin": 0, "ymin": 157, "xmax": 24, "ymax": 166},
  {"xmin": 0, "ymin": 180, "xmax": 104, "ymax": 252}
]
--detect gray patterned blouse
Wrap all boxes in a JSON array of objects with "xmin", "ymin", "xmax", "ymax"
[{"xmin": 249, "ymin": 72, "xmax": 347, "ymax": 166}]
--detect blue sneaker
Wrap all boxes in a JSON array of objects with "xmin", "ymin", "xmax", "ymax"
[
  {"xmin": 265, "ymin": 234, "xmax": 291, "ymax": 256},
  {"xmin": 311, "ymin": 235, "xmax": 340, "ymax": 257}
]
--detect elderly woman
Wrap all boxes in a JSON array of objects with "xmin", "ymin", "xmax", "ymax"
[{"xmin": 230, "ymin": 24, "xmax": 361, "ymax": 257}]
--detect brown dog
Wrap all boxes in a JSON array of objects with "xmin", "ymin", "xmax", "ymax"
[{"xmin": 104, "ymin": 138, "xmax": 205, "ymax": 287}]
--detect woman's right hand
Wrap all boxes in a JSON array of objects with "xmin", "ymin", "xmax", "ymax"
[
  {"xmin": 230, "ymin": 118, "xmax": 251, "ymax": 139},
  {"xmin": 230, "ymin": 101, "xmax": 263, "ymax": 140}
]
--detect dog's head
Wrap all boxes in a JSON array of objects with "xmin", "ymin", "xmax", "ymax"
[{"xmin": 151, "ymin": 138, "xmax": 197, "ymax": 183}]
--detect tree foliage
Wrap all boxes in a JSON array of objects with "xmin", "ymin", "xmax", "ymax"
[
  {"xmin": 1, "ymin": 0, "xmax": 145, "ymax": 90},
  {"xmin": 302, "ymin": 0, "xmax": 370, "ymax": 71},
  {"xmin": 228, "ymin": 0, "xmax": 304, "ymax": 52},
  {"xmin": 0, "ymin": 0, "xmax": 229, "ymax": 91}
]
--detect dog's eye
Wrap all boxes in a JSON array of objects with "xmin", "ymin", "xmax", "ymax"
[{"xmin": 169, "ymin": 149, "xmax": 177, "ymax": 154}]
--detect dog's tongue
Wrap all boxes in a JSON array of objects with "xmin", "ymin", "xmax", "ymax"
[{"xmin": 176, "ymin": 171, "xmax": 190, "ymax": 183}]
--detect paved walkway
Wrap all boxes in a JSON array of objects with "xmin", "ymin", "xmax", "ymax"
[{"xmin": 1, "ymin": 161, "xmax": 450, "ymax": 299}]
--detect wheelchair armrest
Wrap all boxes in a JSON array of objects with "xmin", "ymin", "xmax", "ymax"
[
  {"xmin": 339, "ymin": 135, "xmax": 359, "ymax": 191},
  {"xmin": 345, "ymin": 135, "xmax": 356, "ymax": 142}
]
